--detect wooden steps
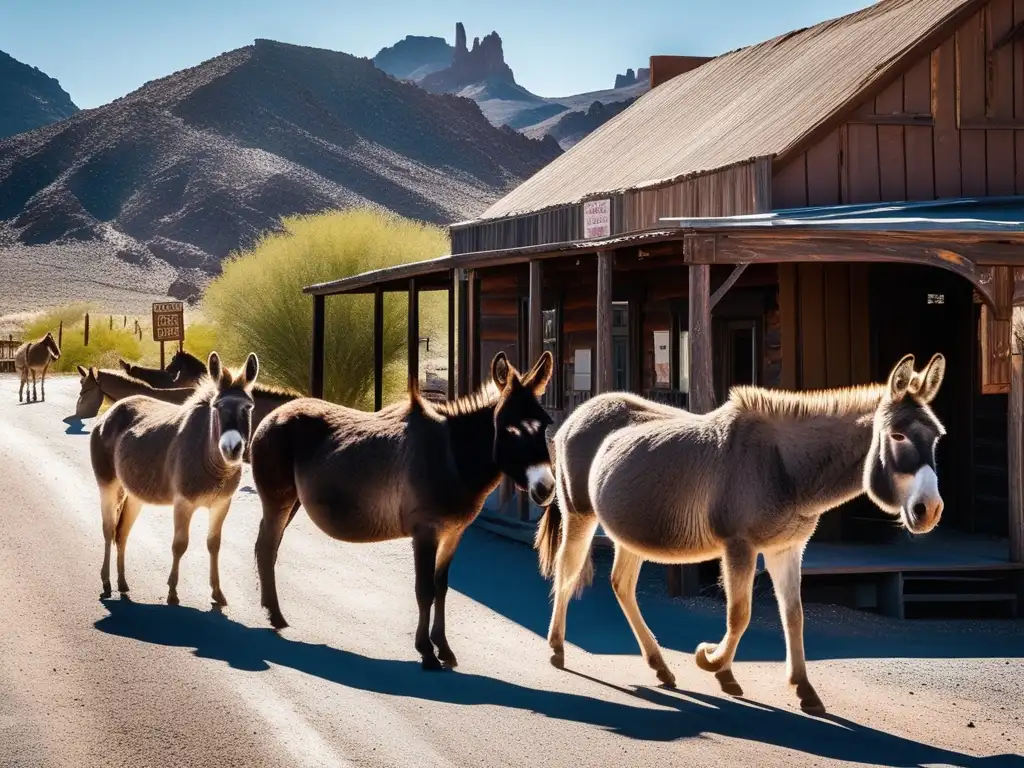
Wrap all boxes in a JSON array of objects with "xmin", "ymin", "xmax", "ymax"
[{"xmin": 879, "ymin": 570, "xmax": 1021, "ymax": 619}]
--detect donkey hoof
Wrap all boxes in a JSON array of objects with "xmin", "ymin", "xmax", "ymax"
[
  {"xmin": 801, "ymin": 700, "xmax": 827, "ymax": 716},
  {"xmin": 211, "ymin": 590, "xmax": 228, "ymax": 607},
  {"xmin": 166, "ymin": 591, "xmax": 180, "ymax": 606},
  {"xmin": 421, "ymin": 655, "xmax": 444, "ymax": 671},
  {"xmin": 694, "ymin": 642, "xmax": 723, "ymax": 672},
  {"xmin": 795, "ymin": 681, "xmax": 825, "ymax": 715},
  {"xmin": 117, "ymin": 580, "xmax": 130, "ymax": 594},
  {"xmin": 549, "ymin": 650, "xmax": 566, "ymax": 669},
  {"xmin": 715, "ymin": 669, "xmax": 744, "ymax": 697},
  {"xmin": 437, "ymin": 649, "xmax": 458, "ymax": 668},
  {"xmin": 655, "ymin": 667, "xmax": 677, "ymax": 688},
  {"xmin": 100, "ymin": 582, "xmax": 112, "ymax": 599},
  {"xmin": 268, "ymin": 612, "xmax": 289, "ymax": 630}
]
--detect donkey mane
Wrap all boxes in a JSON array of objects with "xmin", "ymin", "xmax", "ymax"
[
  {"xmin": 252, "ymin": 382, "xmax": 303, "ymax": 399},
  {"xmin": 186, "ymin": 367, "xmax": 255, "ymax": 406},
  {"xmin": 415, "ymin": 381, "xmax": 501, "ymax": 418},
  {"xmin": 98, "ymin": 367, "xmax": 166, "ymax": 392},
  {"xmin": 728, "ymin": 384, "xmax": 887, "ymax": 420}
]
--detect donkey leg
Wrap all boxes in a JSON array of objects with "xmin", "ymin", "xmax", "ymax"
[
  {"xmin": 166, "ymin": 499, "xmax": 196, "ymax": 605},
  {"xmin": 40, "ymin": 364, "xmax": 47, "ymax": 402},
  {"xmin": 99, "ymin": 483, "xmax": 124, "ymax": 598},
  {"xmin": 255, "ymin": 499, "xmax": 299, "ymax": 629},
  {"xmin": 548, "ymin": 512, "xmax": 598, "ymax": 669},
  {"xmin": 764, "ymin": 544, "xmax": 824, "ymax": 715},
  {"xmin": 430, "ymin": 528, "xmax": 465, "ymax": 667},
  {"xmin": 207, "ymin": 499, "xmax": 232, "ymax": 606},
  {"xmin": 412, "ymin": 527, "xmax": 442, "ymax": 671},
  {"xmin": 695, "ymin": 540, "xmax": 756, "ymax": 697},
  {"xmin": 18, "ymin": 371, "xmax": 25, "ymax": 402},
  {"xmin": 611, "ymin": 545, "xmax": 675, "ymax": 687},
  {"xmin": 30, "ymin": 370, "xmax": 37, "ymax": 402},
  {"xmin": 115, "ymin": 495, "xmax": 143, "ymax": 594}
]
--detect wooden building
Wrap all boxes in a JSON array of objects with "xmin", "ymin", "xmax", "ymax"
[{"xmin": 306, "ymin": 0, "xmax": 1024, "ymax": 616}]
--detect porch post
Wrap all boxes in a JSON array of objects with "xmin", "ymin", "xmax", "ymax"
[
  {"xmin": 408, "ymin": 278, "xmax": 419, "ymax": 387},
  {"xmin": 448, "ymin": 273, "xmax": 456, "ymax": 400},
  {"xmin": 596, "ymin": 251, "xmax": 613, "ymax": 394},
  {"xmin": 468, "ymin": 269, "xmax": 480, "ymax": 389},
  {"xmin": 310, "ymin": 293, "xmax": 325, "ymax": 399},
  {"xmin": 668, "ymin": 263, "xmax": 714, "ymax": 598},
  {"xmin": 669, "ymin": 306, "xmax": 681, "ymax": 391},
  {"xmin": 373, "ymin": 286, "xmax": 384, "ymax": 411},
  {"xmin": 529, "ymin": 260, "xmax": 543, "ymax": 364},
  {"xmin": 1009, "ymin": 272, "xmax": 1024, "ymax": 562},
  {"xmin": 457, "ymin": 269, "xmax": 470, "ymax": 396}
]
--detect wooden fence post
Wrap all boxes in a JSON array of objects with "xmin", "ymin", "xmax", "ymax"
[
  {"xmin": 84, "ymin": 313, "xmax": 90, "ymax": 347},
  {"xmin": 58, "ymin": 321, "xmax": 63, "ymax": 350},
  {"xmin": 123, "ymin": 315, "xmax": 127, "ymax": 328}
]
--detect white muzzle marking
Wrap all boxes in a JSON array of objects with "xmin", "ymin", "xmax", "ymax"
[
  {"xmin": 903, "ymin": 465, "xmax": 942, "ymax": 530},
  {"xmin": 219, "ymin": 429, "xmax": 245, "ymax": 462},
  {"xmin": 526, "ymin": 464, "xmax": 555, "ymax": 505}
]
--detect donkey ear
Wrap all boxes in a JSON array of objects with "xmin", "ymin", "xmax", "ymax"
[
  {"xmin": 118, "ymin": 359, "xmax": 130, "ymax": 373},
  {"xmin": 913, "ymin": 353, "xmax": 945, "ymax": 404},
  {"xmin": 522, "ymin": 350, "xmax": 554, "ymax": 395},
  {"xmin": 77, "ymin": 365, "xmax": 88, "ymax": 379},
  {"xmin": 208, "ymin": 351, "xmax": 222, "ymax": 382},
  {"xmin": 491, "ymin": 352, "xmax": 512, "ymax": 388},
  {"xmin": 887, "ymin": 354, "xmax": 916, "ymax": 400},
  {"xmin": 243, "ymin": 352, "xmax": 259, "ymax": 385}
]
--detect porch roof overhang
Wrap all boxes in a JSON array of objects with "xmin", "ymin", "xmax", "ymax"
[{"xmin": 302, "ymin": 196, "xmax": 1024, "ymax": 303}]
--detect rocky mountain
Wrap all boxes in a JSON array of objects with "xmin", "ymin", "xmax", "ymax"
[
  {"xmin": 0, "ymin": 39, "xmax": 561, "ymax": 309},
  {"xmin": 0, "ymin": 50, "xmax": 78, "ymax": 139},
  {"xmin": 373, "ymin": 23, "xmax": 649, "ymax": 149},
  {"xmin": 373, "ymin": 35, "xmax": 453, "ymax": 82}
]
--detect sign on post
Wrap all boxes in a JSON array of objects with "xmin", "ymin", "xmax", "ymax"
[
  {"xmin": 583, "ymin": 199, "xmax": 611, "ymax": 240},
  {"xmin": 152, "ymin": 302, "xmax": 184, "ymax": 342}
]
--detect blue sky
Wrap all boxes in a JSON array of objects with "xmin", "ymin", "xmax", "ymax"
[{"xmin": 3, "ymin": 0, "xmax": 873, "ymax": 109}]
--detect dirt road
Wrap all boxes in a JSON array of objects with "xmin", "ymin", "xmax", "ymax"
[{"xmin": 0, "ymin": 375, "xmax": 1021, "ymax": 767}]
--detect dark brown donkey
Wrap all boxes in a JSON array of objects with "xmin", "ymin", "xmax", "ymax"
[
  {"xmin": 537, "ymin": 353, "xmax": 947, "ymax": 715},
  {"xmin": 251, "ymin": 351, "xmax": 556, "ymax": 669},
  {"xmin": 118, "ymin": 350, "xmax": 208, "ymax": 388},
  {"xmin": 15, "ymin": 332, "xmax": 61, "ymax": 402},
  {"xmin": 91, "ymin": 352, "xmax": 259, "ymax": 604}
]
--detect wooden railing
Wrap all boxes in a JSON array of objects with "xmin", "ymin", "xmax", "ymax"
[{"xmin": 0, "ymin": 336, "xmax": 21, "ymax": 373}]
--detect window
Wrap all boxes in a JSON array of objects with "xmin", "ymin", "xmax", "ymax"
[
  {"xmin": 541, "ymin": 306, "xmax": 561, "ymax": 408},
  {"xmin": 652, "ymin": 329, "xmax": 689, "ymax": 393}
]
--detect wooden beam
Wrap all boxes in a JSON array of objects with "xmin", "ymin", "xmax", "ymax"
[
  {"xmin": 1009, "ymin": 269, "xmax": 1024, "ymax": 563},
  {"xmin": 374, "ymin": 287, "xmax": 384, "ymax": 410},
  {"xmin": 408, "ymin": 277, "xmax": 419, "ymax": 388},
  {"xmin": 669, "ymin": 308, "xmax": 681, "ymax": 390},
  {"xmin": 310, "ymin": 293, "xmax": 326, "ymax": 399},
  {"xmin": 529, "ymin": 260, "xmax": 543, "ymax": 366},
  {"xmin": 457, "ymin": 270, "xmax": 469, "ymax": 396},
  {"xmin": 468, "ymin": 269, "xmax": 480, "ymax": 389},
  {"xmin": 447, "ymin": 274, "xmax": 456, "ymax": 400},
  {"xmin": 687, "ymin": 264, "xmax": 715, "ymax": 413},
  {"xmin": 596, "ymin": 251, "xmax": 614, "ymax": 394},
  {"xmin": 709, "ymin": 263, "xmax": 749, "ymax": 310}
]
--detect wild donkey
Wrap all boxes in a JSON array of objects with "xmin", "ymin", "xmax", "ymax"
[
  {"xmin": 15, "ymin": 332, "xmax": 61, "ymax": 402},
  {"xmin": 536, "ymin": 353, "xmax": 946, "ymax": 715},
  {"xmin": 118, "ymin": 350, "xmax": 208, "ymax": 388},
  {"xmin": 251, "ymin": 352, "xmax": 556, "ymax": 670},
  {"xmin": 90, "ymin": 352, "xmax": 259, "ymax": 605}
]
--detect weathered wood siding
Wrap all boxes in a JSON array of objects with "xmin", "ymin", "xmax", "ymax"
[
  {"xmin": 451, "ymin": 159, "xmax": 772, "ymax": 255},
  {"xmin": 773, "ymin": 0, "xmax": 1024, "ymax": 209}
]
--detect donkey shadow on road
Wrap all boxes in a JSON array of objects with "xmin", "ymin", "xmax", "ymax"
[{"xmin": 94, "ymin": 598, "xmax": 1019, "ymax": 768}]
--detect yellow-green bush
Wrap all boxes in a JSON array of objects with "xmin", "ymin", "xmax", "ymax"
[
  {"xmin": 202, "ymin": 208, "xmax": 449, "ymax": 408},
  {"xmin": 22, "ymin": 304, "xmax": 219, "ymax": 374}
]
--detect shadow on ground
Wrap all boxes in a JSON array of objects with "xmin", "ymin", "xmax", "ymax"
[
  {"xmin": 448, "ymin": 528, "xmax": 1024, "ymax": 662},
  {"xmin": 94, "ymin": 598, "xmax": 1018, "ymax": 767},
  {"xmin": 62, "ymin": 415, "xmax": 88, "ymax": 435}
]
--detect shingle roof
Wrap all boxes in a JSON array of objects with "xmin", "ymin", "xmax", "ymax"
[{"xmin": 478, "ymin": 0, "xmax": 981, "ymax": 222}]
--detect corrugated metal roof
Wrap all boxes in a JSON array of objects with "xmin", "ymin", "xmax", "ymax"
[
  {"xmin": 478, "ymin": 0, "xmax": 980, "ymax": 222},
  {"xmin": 662, "ymin": 196, "xmax": 1024, "ymax": 231}
]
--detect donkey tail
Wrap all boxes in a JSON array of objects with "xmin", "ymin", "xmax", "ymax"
[{"xmin": 534, "ymin": 498, "xmax": 561, "ymax": 580}]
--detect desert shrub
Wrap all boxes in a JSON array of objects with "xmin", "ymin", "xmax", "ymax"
[
  {"xmin": 21, "ymin": 304, "xmax": 219, "ymax": 373},
  {"xmin": 202, "ymin": 208, "xmax": 449, "ymax": 408}
]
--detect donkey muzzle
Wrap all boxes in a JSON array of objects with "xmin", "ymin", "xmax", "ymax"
[
  {"xmin": 219, "ymin": 429, "xmax": 246, "ymax": 464},
  {"xmin": 902, "ymin": 465, "xmax": 943, "ymax": 533},
  {"xmin": 527, "ymin": 464, "xmax": 556, "ymax": 507}
]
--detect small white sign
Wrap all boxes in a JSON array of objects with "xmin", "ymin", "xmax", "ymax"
[
  {"xmin": 573, "ymin": 348, "xmax": 592, "ymax": 392},
  {"xmin": 583, "ymin": 199, "xmax": 611, "ymax": 239}
]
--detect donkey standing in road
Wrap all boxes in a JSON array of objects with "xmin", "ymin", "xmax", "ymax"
[
  {"xmin": 118, "ymin": 350, "xmax": 208, "ymax": 389},
  {"xmin": 90, "ymin": 351, "xmax": 260, "ymax": 605},
  {"xmin": 250, "ymin": 351, "xmax": 557, "ymax": 670},
  {"xmin": 16, "ymin": 332, "xmax": 61, "ymax": 403},
  {"xmin": 536, "ymin": 353, "xmax": 947, "ymax": 715}
]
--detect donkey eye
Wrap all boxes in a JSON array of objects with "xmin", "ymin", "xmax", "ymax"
[{"xmin": 890, "ymin": 433, "xmax": 907, "ymax": 442}]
